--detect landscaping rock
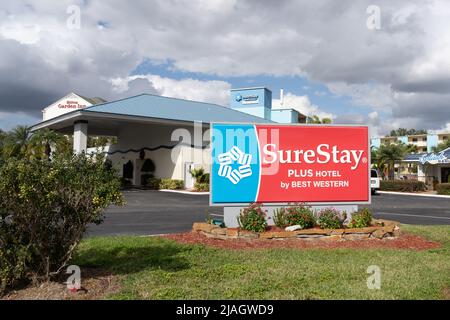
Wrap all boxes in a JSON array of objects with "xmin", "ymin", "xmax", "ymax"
[
  {"xmin": 371, "ymin": 229, "xmax": 387, "ymax": 239},
  {"xmin": 285, "ymin": 225, "xmax": 302, "ymax": 232},
  {"xmin": 260, "ymin": 231, "xmax": 298, "ymax": 239},
  {"xmin": 226, "ymin": 228, "xmax": 239, "ymax": 238},
  {"xmin": 239, "ymin": 230, "xmax": 259, "ymax": 239},
  {"xmin": 193, "ymin": 222, "xmax": 217, "ymax": 233},
  {"xmin": 297, "ymin": 234, "xmax": 326, "ymax": 238},
  {"xmin": 343, "ymin": 233, "xmax": 371, "ymax": 240},
  {"xmin": 211, "ymin": 228, "xmax": 227, "ymax": 236},
  {"xmin": 296, "ymin": 228, "xmax": 330, "ymax": 235}
]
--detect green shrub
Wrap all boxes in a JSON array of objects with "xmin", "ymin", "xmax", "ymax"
[
  {"xmin": 199, "ymin": 173, "xmax": 210, "ymax": 183},
  {"xmin": 120, "ymin": 177, "xmax": 132, "ymax": 188},
  {"xmin": 316, "ymin": 208, "xmax": 346, "ymax": 229},
  {"xmin": 436, "ymin": 183, "xmax": 450, "ymax": 195},
  {"xmin": 141, "ymin": 173, "xmax": 154, "ymax": 186},
  {"xmin": 0, "ymin": 227, "xmax": 30, "ymax": 293},
  {"xmin": 348, "ymin": 208, "xmax": 373, "ymax": 228},
  {"xmin": 284, "ymin": 204, "xmax": 316, "ymax": 229},
  {"xmin": 146, "ymin": 177, "xmax": 161, "ymax": 190},
  {"xmin": 380, "ymin": 180, "xmax": 426, "ymax": 192},
  {"xmin": 0, "ymin": 154, "xmax": 124, "ymax": 294},
  {"xmin": 238, "ymin": 203, "xmax": 267, "ymax": 233},
  {"xmin": 159, "ymin": 178, "xmax": 184, "ymax": 190},
  {"xmin": 273, "ymin": 208, "xmax": 288, "ymax": 228},
  {"xmin": 190, "ymin": 168, "xmax": 209, "ymax": 184},
  {"xmin": 194, "ymin": 182, "xmax": 209, "ymax": 192}
]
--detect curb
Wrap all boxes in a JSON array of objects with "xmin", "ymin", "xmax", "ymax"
[
  {"xmin": 378, "ymin": 191, "xmax": 450, "ymax": 199},
  {"xmin": 159, "ymin": 189, "xmax": 210, "ymax": 195}
]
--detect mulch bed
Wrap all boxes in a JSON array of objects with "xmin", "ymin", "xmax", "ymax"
[
  {"xmin": 1, "ymin": 268, "xmax": 121, "ymax": 300},
  {"xmin": 163, "ymin": 231, "xmax": 441, "ymax": 251}
]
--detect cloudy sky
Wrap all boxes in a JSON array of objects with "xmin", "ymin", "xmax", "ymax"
[{"xmin": 1, "ymin": 0, "xmax": 450, "ymax": 136}]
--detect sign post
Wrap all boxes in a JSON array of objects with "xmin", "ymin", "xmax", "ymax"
[{"xmin": 210, "ymin": 123, "xmax": 370, "ymax": 227}]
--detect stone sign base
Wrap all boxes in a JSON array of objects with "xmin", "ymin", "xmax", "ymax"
[{"xmin": 192, "ymin": 219, "xmax": 400, "ymax": 241}]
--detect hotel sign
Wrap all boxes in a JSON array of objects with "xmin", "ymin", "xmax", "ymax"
[
  {"xmin": 419, "ymin": 152, "xmax": 450, "ymax": 164},
  {"xmin": 210, "ymin": 123, "xmax": 370, "ymax": 205},
  {"xmin": 58, "ymin": 100, "xmax": 87, "ymax": 109}
]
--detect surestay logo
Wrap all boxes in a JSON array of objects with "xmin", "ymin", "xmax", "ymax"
[
  {"xmin": 217, "ymin": 146, "xmax": 253, "ymax": 184},
  {"xmin": 262, "ymin": 143, "xmax": 366, "ymax": 170}
]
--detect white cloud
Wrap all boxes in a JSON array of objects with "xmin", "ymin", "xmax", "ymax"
[
  {"xmin": 327, "ymin": 82, "xmax": 396, "ymax": 110},
  {"xmin": 111, "ymin": 75, "xmax": 231, "ymax": 106}
]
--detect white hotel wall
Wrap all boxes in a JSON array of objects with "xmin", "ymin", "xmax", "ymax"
[{"xmin": 99, "ymin": 123, "xmax": 210, "ymax": 185}]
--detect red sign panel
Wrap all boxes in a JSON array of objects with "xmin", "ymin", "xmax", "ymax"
[{"xmin": 210, "ymin": 124, "xmax": 370, "ymax": 205}]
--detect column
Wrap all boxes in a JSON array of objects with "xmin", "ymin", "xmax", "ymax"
[
  {"xmin": 417, "ymin": 163, "xmax": 426, "ymax": 183},
  {"xmin": 73, "ymin": 120, "xmax": 88, "ymax": 154}
]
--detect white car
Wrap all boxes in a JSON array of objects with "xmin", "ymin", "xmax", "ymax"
[{"xmin": 370, "ymin": 169, "xmax": 381, "ymax": 195}]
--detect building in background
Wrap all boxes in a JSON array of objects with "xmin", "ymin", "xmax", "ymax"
[
  {"xmin": 371, "ymin": 133, "xmax": 450, "ymax": 188},
  {"xmin": 31, "ymin": 87, "xmax": 306, "ymax": 188},
  {"xmin": 371, "ymin": 132, "xmax": 450, "ymax": 153}
]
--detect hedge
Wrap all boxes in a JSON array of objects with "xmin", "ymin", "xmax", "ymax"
[
  {"xmin": 194, "ymin": 182, "xmax": 209, "ymax": 192},
  {"xmin": 436, "ymin": 183, "xmax": 450, "ymax": 195},
  {"xmin": 380, "ymin": 180, "xmax": 427, "ymax": 192},
  {"xmin": 158, "ymin": 178, "xmax": 184, "ymax": 190}
]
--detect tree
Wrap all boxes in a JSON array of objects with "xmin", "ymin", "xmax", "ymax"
[
  {"xmin": 389, "ymin": 128, "xmax": 427, "ymax": 136},
  {"xmin": 88, "ymin": 136, "xmax": 117, "ymax": 148},
  {"xmin": 377, "ymin": 143, "xmax": 407, "ymax": 180},
  {"xmin": 28, "ymin": 129, "xmax": 68, "ymax": 160},
  {"xmin": 371, "ymin": 147, "xmax": 387, "ymax": 178},
  {"xmin": 0, "ymin": 153, "xmax": 124, "ymax": 292},
  {"xmin": 432, "ymin": 140, "xmax": 450, "ymax": 153},
  {"xmin": 405, "ymin": 144, "xmax": 418, "ymax": 154},
  {"xmin": 307, "ymin": 115, "xmax": 332, "ymax": 124},
  {"xmin": 2, "ymin": 125, "xmax": 31, "ymax": 158}
]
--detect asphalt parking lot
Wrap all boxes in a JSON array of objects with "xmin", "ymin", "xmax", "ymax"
[{"xmin": 86, "ymin": 190, "xmax": 450, "ymax": 237}]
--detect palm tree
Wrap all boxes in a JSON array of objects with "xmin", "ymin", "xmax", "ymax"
[
  {"xmin": 377, "ymin": 143, "xmax": 407, "ymax": 180},
  {"xmin": 371, "ymin": 147, "xmax": 387, "ymax": 178},
  {"xmin": 190, "ymin": 167, "xmax": 206, "ymax": 183},
  {"xmin": 307, "ymin": 115, "xmax": 332, "ymax": 124},
  {"xmin": 28, "ymin": 129, "xmax": 67, "ymax": 160},
  {"xmin": 3, "ymin": 125, "xmax": 31, "ymax": 158},
  {"xmin": 405, "ymin": 144, "xmax": 418, "ymax": 154}
]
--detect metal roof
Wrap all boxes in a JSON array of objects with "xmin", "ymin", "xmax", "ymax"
[
  {"xmin": 83, "ymin": 93, "xmax": 272, "ymax": 123},
  {"xmin": 403, "ymin": 153, "xmax": 425, "ymax": 161}
]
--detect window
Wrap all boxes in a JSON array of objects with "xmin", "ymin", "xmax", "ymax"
[
  {"xmin": 371, "ymin": 170, "xmax": 379, "ymax": 178},
  {"xmin": 412, "ymin": 138, "xmax": 418, "ymax": 142}
]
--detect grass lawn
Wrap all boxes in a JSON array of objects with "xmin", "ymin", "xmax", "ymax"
[{"xmin": 72, "ymin": 224, "xmax": 450, "ymax": 300}]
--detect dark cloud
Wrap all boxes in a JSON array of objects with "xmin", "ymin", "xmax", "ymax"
[{"xmin": 0, "ymin": 0, "xmax": 449, "ymax": 134}]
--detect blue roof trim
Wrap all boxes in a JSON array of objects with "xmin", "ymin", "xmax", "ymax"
[{"xmin": 84, "ymin": 93, "xmax": 273, "ymax": 124}]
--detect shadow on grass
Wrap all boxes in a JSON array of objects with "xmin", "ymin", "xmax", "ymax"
[{"xmin": 71, "ymin": 240, "xmax": 191, "ymax": 275}]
